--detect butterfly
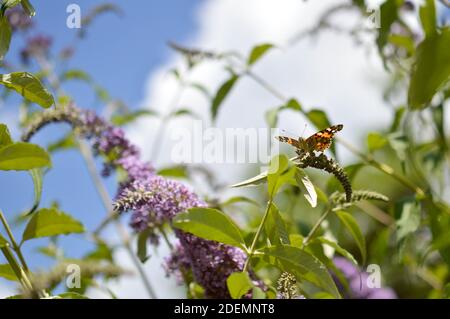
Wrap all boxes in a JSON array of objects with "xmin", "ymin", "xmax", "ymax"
[{"xmin": 276, "ymin": 124, "xmax": 343, "ymax": 155}]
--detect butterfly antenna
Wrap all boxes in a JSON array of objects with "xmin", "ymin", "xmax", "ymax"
[{"xmin": 301, "ymin": 123, "xmax": 307, "ymax": 138}]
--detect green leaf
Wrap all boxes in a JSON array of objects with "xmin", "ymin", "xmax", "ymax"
[
  {"xmin": 428, "ymin": 200, "xmax": 450, "ymax": 266},
  {"xmin": 22, "ymin": 208, "xmax": 85, "ymax": 243},
  {"xmin": 211, "ymin": 74, "xmax": 239, "ymax": 121},
  {"xmin": 58, "ymin": 292, "xmax": 89, "ymax": 299},
  {"xmin": 227, "ymin": 272, "xmax": 253, "ymax": 299},
  {"xmin": 0, "ymin": 15, "xmax": 11, "ymax": 61},
  {"xmin": 306, "ymin": 109, "xmax": 331, "ymax": 131},
  {"xmin": 265, "ymin": 108, "xmax": 279, "ymax": 128},
  {"xmin": 388, "ymin": 34, "xmax": 415, "ymax": 56},
  {"xmin": 260, "ymin": 245, "xmax": 340, "ymax": 298},
  {"xmin": 376, "ymin": 0, "xmax": 400, "ymax": 60},
  {"xmin": 387, "ymin": 132, "xmax": 408, "ymax": 169},
  {"xmin": 0, "ymin": 123, "xmax": 13, "ymax": 147},
  {"xmin": 0, "ymin": 264, "xmax": 17, "ymax": 281},
  {"xmin": 285, "ymin": 98, "xmax": 302, "ymax": 111},
  {"xmin": 408, "ymin": 28, "xmax": 450, "ymax": 109},
  {"xmin": 173, "ymin": 207, "xmax": 246, "ymax": 250},
  {"xmin": 419, "ymin": 0, "xmax": 436, "ymax": 38},
  {"xmin": 0, "ymin": 142, "xmax": 51, "ymax": 171},
  {"xmin": 265, "ymin": 203, "xmax": 290, "ymax": 246},
  {"xmin": 231, "ymin": 170, "xmax": 268, "ymax": 188},
  {"xmin": 47, "ymin": 133, "xmax": 77, "ymax": 153},
  {"xmin": 267, "ymin": 154, "xmax": 291, "ymax": 196},
  {"xmin": 27, "ymin": 168, "xmax": 43, "ymax": 215},
  {"xmin": 221, "ymin": 196, "xmax": 260, "ymax": 208},
  {"xmin": 247, "ymin": 43, "xmax": 274, "ymax": 66},
  {"xmin": 61, "ymin": 69, "xmax": 91, "ymax": 82},
  {"xmin": 395, "ymin": 199, "xmax": 421, "ymax": 242},
  {"xmin": 0, "ymin": 233, "xmax": 9, "ymax": 247},
  {"xmin": 111, "ymin": 110, "xmax": 157, "ymax": 126},
  {"xmin": 136, "ymin": 229, "xmax": 151, "ymax": 263},
  {"xmin": 20, "ymin": 0, "xmax": 36, "ymax": 16},
  {"xmin": 265, "ymin": 99, "xmax": 302, "ymax": 128},
  {"xmin": 170, "ymin": 108, "xmax": 198, "ymax": 119},
  {"xmin": 1, "ymin": 0, "xmax": 21, "ymax": 10},
  {"xmin": 0, "ymin": 72, "xmax": 54, "ymax": 108},
  {"xmin": 157, "ymin": 165, "xmax": 188, "ymax": 178},
  {"xmin": 85, "ymin": 241, "xmax": 113, "ymax": 262},
  {"xmin": 367, "ymin": 132, "xmax": 388, "ymax": 152},
  {"xmin": 336, "ymin": 211, "xmax": 366, "ymax": 264},
  {"xmin": 252, "ymin": 287, "xmax": 266, "ymax": 299},
  {"xmin": 295, "ymin": 168, "xmax": 317, "ymax": 208},
  {"xmin": 310, "ymin": 237, "xmax": 358, "ymax": 266},
  {"xmin": 389, "ymin": 106, "xmax": 405, "ymax": 132}
]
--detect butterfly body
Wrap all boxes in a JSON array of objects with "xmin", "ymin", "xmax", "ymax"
[{"xmin": 276, "ymin": 124, "xmax": 343, "ymax": 155}]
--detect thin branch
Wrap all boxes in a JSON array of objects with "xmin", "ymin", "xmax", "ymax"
[{"xmin": 78, "ymin": 139, "xmax": 158, "ymax": 299}]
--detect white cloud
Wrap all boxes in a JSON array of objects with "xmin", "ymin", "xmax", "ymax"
[
  {"xmin": 128, "ymin": 0, "xmax": 393, "ymax": 181},
  {"xmin": 122, "ymin": 0, "xmax": 424, "ymax": 298}
]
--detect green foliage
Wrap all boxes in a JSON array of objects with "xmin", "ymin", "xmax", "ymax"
[
  {"xmin": 264, "ymin": 203, "xmax": 290, "ymax": 246},
  {"xmin": 111, "ymin": 110, "xmax": 157, "ymax": 126},
  {"xmin": 336, "ymin": 211, "xmax": 366, "ymax": 264},
  {"xmin": 20, "ymin": 0, "xmax": 35, "ymax": 16},
  {"xmin": 0, "ymin": 123, "xmax": 13, "ymax": 146},
  {"xmin": 260, "ymin": 245, "xmax": 340, "ymax": 298},
  {"xmin": 0, "ymin": 233, "xmax": 8, "ymax": 247},
  {"xmin": 310, "ymin": 237, "xmax": 358, "ymax": 266},
  {"xmin": 376, "ymin": 0, "xmax": 401, "ymax": 63},
  {"xmin": 226, "ymin": 272, "xmax": 253, "ymax": 299},
  {"xmin": 419, "ymin": 0, "xmax": 436, "ymax": 38},
  {"xmin": 211, "ymin": 74, "xmax": 239, "ymax": 122},
  {"xmin": 367, "ymin": 132, "xmax": 388, "ymax": 152},
  {"xmin": 1, "ymin": 0, "xmax": 449, "ymax": 300},
  {"xmin": 27, "ymin": 168, "xmax": 43, "ymax": 215},
  {"xmin": 247, "ymin": 43, "xmax": 274, "ymax": 66},
  {"xmin": 173, "ymin": 207, "xmax": 247, "ymax": 250},
  {"xmin": 0, "ymin": 142, "xmax": 51, "ymax": 171},
  {"xmin": 395, "ymin": 198, "xmax": 421, "ymax": 243},
  {"xmin": 265, "ymin": 98, "xmax": 302, "ymax": 128},
  {"xmin": 136, "ymin": 229, "xmax": 152, "ymax": 263},
  {"xmin": 408, "ymin": 28, "xmax": 450, "ymax": 109},
  {"xmin": 0, "ymin": 15, "xmax": 11, "ymax": 60},
  {"xmin": 21, "ymin": 208, "xmax": 85, "ymax": 243},
  {"xmin": 0, "ymin": 263, "xmax": 16, "ymax": 281},
  {"xmin": 0, "ymin": 72, "xmax": 54, "ymax": 108},
  {"xmin": 267, "ymin": 154, "xmax": 294, "ymax": 196},
  {"xmin": 295, "ymin": 168, "xmax": 317, "ymax": 208}
]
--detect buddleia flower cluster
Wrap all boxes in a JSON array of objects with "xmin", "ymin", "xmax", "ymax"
[
  {"xmin": 296, "ymin": 152, "xmax": 352, "ymax": 202},
  {"xmin": 330, "ymin": 190, "xmax": 389, "ymax": 211},
  {"xmin": 22, "ymin": 104, "xmax": 256, "ymax": 298},
  {"xmin": 5, "ymin": 6, "xmax": 33, "ymax": 32},
  {"xmin": 333, "ymin": 257, "xmax": 397, "ymax": 299},
  {"xmin": 276, "ymin": 272, "xmax": 305, "ymax": 299}
]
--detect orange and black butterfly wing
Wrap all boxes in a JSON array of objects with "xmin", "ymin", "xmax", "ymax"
[
  {"xmin": 276, "ymin": 136, "xmax": 302, "ymax": 149},
  {"xmin": 306, "ymin": 124, "xmax": 343, "ymax": 152}
]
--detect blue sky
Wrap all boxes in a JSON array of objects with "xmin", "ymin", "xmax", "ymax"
[
  {"xmin": 0, "ymin": 0, "xmax": 449, "ymax": 297},
  {"xmin": 0, "ymin": 0, "xmax": 203, "ymax": 280}
]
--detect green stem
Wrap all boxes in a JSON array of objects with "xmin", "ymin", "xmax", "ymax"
[
  {"xmin": 1, "ymin": 247, "xmax": 34, "ymax": 296},
  {"xmin": 243, "ymin": 198, "xmax": 273, "ymax": 272},
  {"xmin": 0, "ymin": 210, "xmax": 30, "ymax": 272},
  {"xmin": 336, "ymin": 137, "xmax": 425, "ymax": 198},
  {"xmin": 244, "ymin": 65, "xmax": 426, "ymax": 198},
  {"xmin": 302, "ymin": 207, "xmax": 332, "ymax": 248},
  {"xmin": 77, "ymin": 138, "xmax": 158, "ymax": 299}
]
